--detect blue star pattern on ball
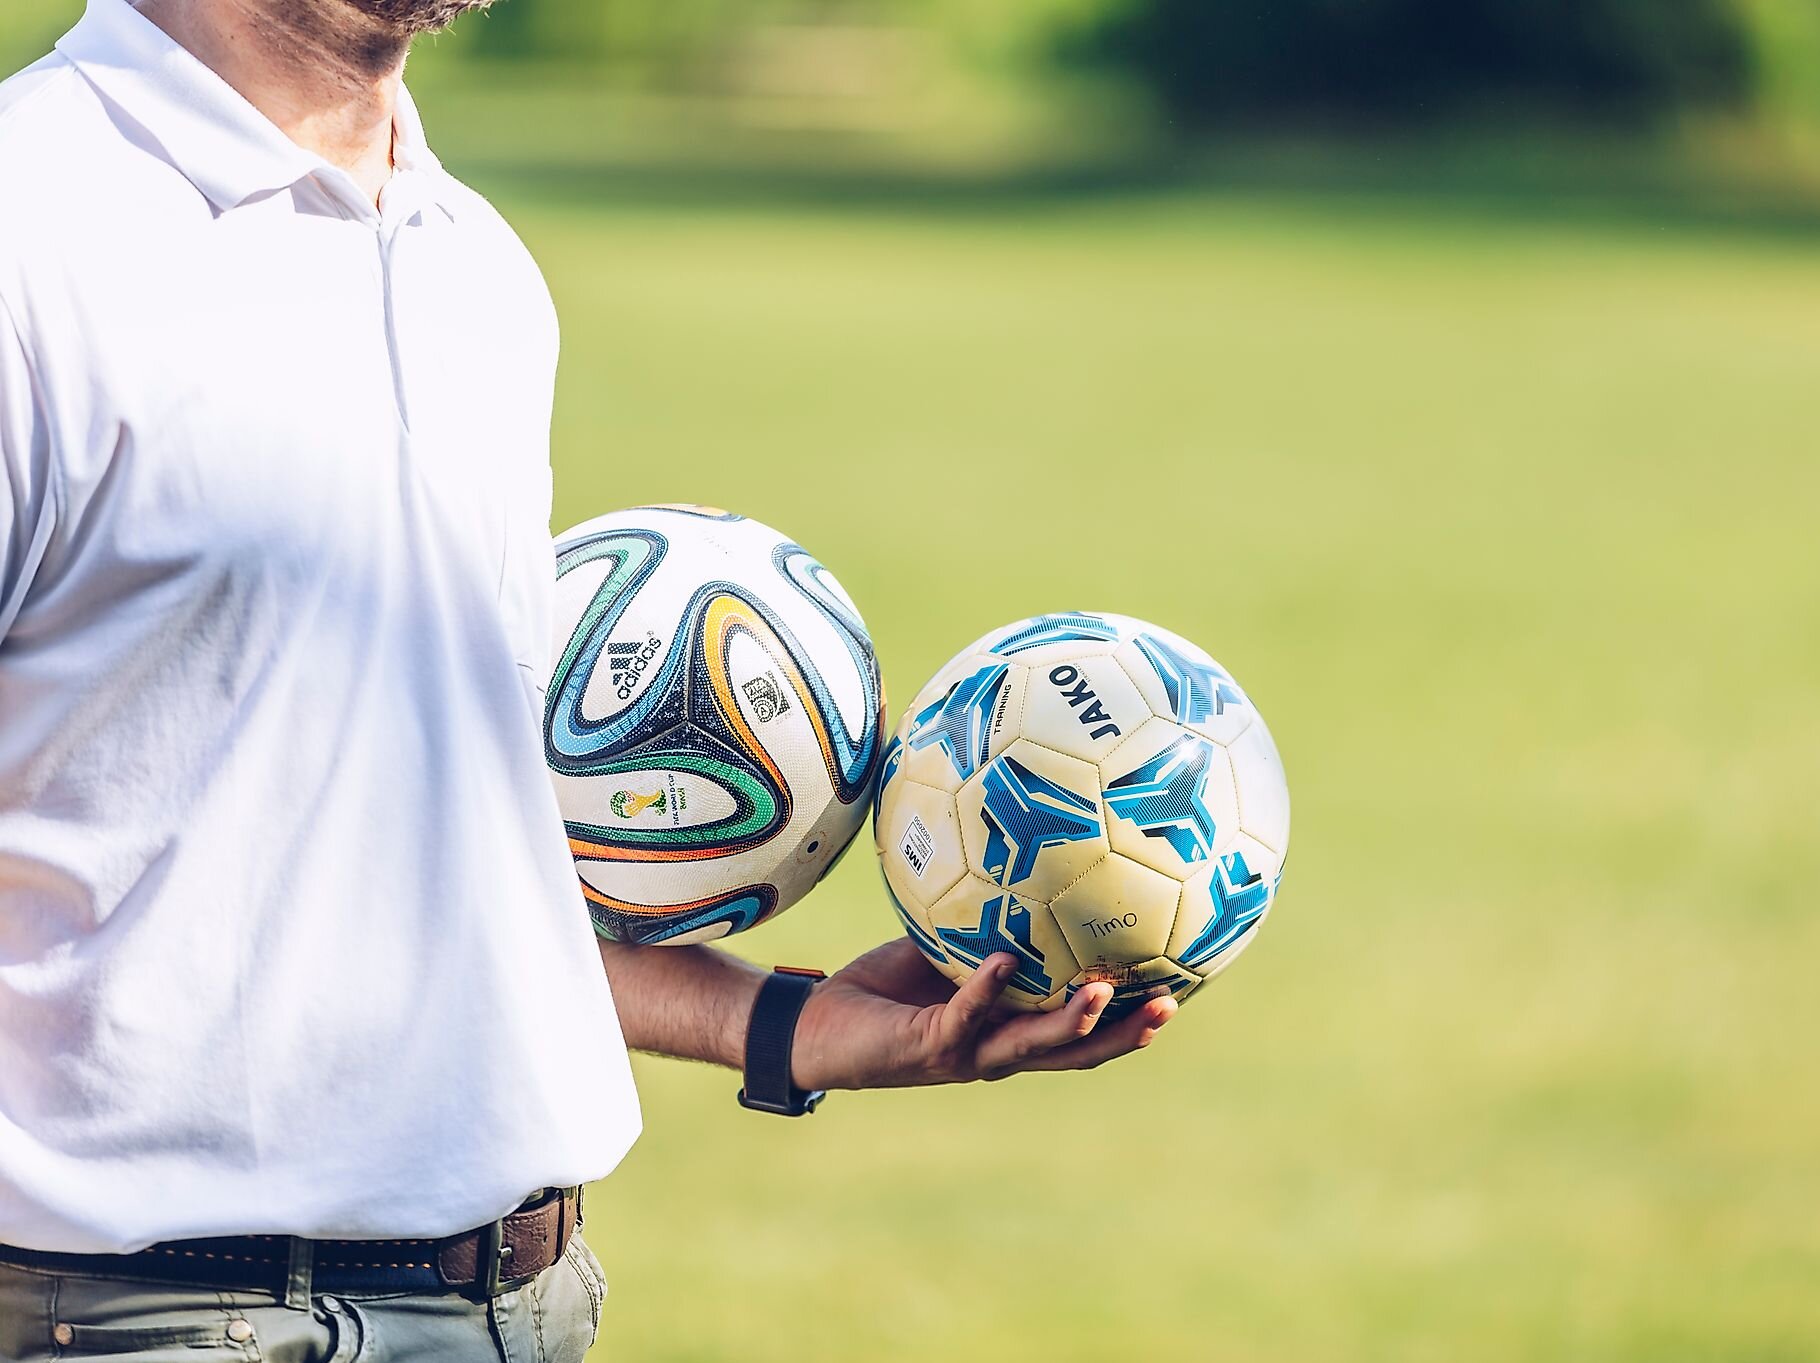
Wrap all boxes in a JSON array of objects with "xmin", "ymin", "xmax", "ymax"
[
  {"xmin": 1104, "ymin": 733, "xmax": 1221, "ymax": 864},
  {"xmin": 1177, "ymin": 849, "xmax": 1272, "ymax": 968},
  {"xmin": 935, "ymin": 892, "xmax": 1052, "ymax": 996},
  {"xmin": 1134, "ymin": 632, "xmax": 1244, "ymax": 724},
  {"xmin": 977, "ymin": 754, "xmax": 1103, "ymax": 886},
  {"xmin": 905, "ymin": 662, "xmax": 1009, "ymax": 781},
  {"xmin": 989, "ymin": 612, "xmax": 1121, "ymax": 657}
]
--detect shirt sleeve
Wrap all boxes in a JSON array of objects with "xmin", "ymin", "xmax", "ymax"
[{"xmin": 0, "ymin": 296, "xmax": 56, "ymax": 642}]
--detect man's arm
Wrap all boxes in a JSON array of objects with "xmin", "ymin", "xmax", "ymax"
[
  {"xmin": 598, "ymin": 936, "xmax": 1175, "ymax": 1090},
  {"xmin": 596, "ymin": 939, "xmax": 765, "ymax": 1072}
]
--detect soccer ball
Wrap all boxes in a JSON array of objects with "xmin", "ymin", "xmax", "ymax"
[
  {"xmin": 546, "ymin": 505, "xmax": 884, "ymax": 945},
  {"xmin": 874, "ymin": 612, "xmax": 1288, "ymax": 1012}
]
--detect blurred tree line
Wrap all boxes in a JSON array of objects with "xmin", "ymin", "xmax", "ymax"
[
  {"xmin": 432, "ymin": 0, "xmax": 1820, "ymax": 136},
  {"xmin": 1068, "ymin": 0, "xmax": 1750, "ymax": 128},
  {"xmin": 2, "ymin": 0, "xmax": 1817, "ymax": 139}
]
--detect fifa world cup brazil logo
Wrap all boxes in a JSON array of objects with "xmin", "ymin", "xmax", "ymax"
[
  {"xmin": 611, "ymin": 788, "xmax": 666, "ymax": 819},
  {"xmin": 741, "ymin": 671, "xmax": 790, "ymax": 723}
]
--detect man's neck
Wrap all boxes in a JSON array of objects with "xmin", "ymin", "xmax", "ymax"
[{"xmin": 135, "ymin": 0, "xmax": 407, "ymax": 205}]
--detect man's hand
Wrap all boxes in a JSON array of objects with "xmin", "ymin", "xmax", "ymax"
[
  {"xmin": 598, "ymin": 935, "xmax": 1175, "ymax": 1091},
  {"xmin": 790, "ymin": 938, "xmax": 1176, "ymax": 1090}
]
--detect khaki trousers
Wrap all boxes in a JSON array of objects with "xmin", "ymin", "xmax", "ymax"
[{"xmin": 0, "ymin": 1237, "xmax": 605, "ymax": 1363}]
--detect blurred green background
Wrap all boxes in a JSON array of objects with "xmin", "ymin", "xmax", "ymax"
[{"xmin": 8, "ymin": 2, "xmax": 1820, "ymax": 1359}]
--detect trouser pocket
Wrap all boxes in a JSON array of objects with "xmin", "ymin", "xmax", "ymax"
[
  {"xmin": 53, "ymin": 1319, "xmax": 250, "ymax": 1357},
  {"xmin": 39, "ymin": 1274, "xmax": 343, "ymax": 1363}
]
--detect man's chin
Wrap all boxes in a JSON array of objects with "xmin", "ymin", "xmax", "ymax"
[{"xmin": 336, "ymin": 0, "xmax": 495, "ymax": 36}]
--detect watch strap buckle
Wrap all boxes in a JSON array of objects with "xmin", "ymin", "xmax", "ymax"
[{"xmin": 736, "ymin": 1084, "xmax": 826, "ymax": 1116}]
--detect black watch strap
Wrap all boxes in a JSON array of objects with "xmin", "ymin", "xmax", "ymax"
[{"xmin": 737, "ymin": 966, "xmax": 826, "ymax": 1117}]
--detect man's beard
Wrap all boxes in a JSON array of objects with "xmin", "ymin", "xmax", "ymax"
[{"xmin": 336, "ymin": 0, "xmax": 495, "ymax": 36}]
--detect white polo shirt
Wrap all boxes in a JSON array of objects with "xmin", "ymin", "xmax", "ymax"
[{"xmin": 0, "ymin": 0, "xmax": 639, "ymax": 1253}]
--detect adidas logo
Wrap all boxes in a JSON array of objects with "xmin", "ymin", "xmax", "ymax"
[
  {"xmin": 608, "ymin": 642, "xmax": 640, "ymax": 686},
  {"xmin": 609, "ymin": 633, "xmax": 664, "ymax": 701}
]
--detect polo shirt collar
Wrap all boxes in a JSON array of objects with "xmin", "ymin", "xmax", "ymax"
[
  {"xmin": 392, "ymin": 83, "xmax": 441, "ymax": 178},
  {"xmin": 56, "ymin": 0, "xmax": 451, "ymax": 216}
]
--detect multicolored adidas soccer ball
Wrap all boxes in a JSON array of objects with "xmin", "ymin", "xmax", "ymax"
[
  {"xmin": 546, "ymin": 506, "xmax": 884, "ymax": 945},
  {"xmin": 874, "ymin": 612, "xmax": 1289, "ymax": 1012}
]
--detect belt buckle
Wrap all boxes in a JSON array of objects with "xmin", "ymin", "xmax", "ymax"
[{"xmin": 469, "ymin": 1217, "xmax": 512, "ymax": 1302}]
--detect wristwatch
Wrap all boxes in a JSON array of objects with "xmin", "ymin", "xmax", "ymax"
[{"xmin": 737, "ymin": 966, "xmax": 827, "ymax": 1116}]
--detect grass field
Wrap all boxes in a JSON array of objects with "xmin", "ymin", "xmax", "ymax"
[
  {"xmin": 458, "ymin": 154, "xmax": 1820, "ymax": 1361},
  {"xmin": 0, "ymin": 10, "xmax": 1813, "ymax": 1356}
]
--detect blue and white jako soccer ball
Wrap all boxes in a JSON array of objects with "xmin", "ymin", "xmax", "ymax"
[
  {"xmin": 873, "ymin": 612, "xmax": 1289, "ymax": 1012},
  {"xmin": 546, "ymin": 505, "xmax": 884, "ymax": 945}
]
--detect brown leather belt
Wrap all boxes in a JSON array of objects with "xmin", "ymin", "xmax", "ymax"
[
  {"xmin": 436, "ymin": 1186, "xmax": 583, "ymax": 1294},
  {"xmin": 0, "ymin": 1187, "xmax": 583, "ymax": 1301}
]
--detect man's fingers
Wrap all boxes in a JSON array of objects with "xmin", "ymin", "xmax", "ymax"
[
  {"xmin": 936, "ymin": 954, "xmax": 1015, "ymax": 1056},
  {"xmin": 973, "ymin": 981, "xmax": 1113, "ymax": 1078},
  {"xmin": 1015, "ymin": 994, "xmax": 1178, "ymax": 1074}
]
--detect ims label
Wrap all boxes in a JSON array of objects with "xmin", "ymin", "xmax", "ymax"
[{"xmin": 900, "ymin": 815, "xmax": 935, "ymax": 878}]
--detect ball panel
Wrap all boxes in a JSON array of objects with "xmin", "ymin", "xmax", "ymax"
[
  {"xmin": 1014, "ymin": 651, "xmax": 1149, "ymax": 766},
  {"xmin": 687, "ymin": 587, "xmax": 877, "ymax": 808},
  {"xmin": 1113, "ymin": 626, "xmax": 1255, "ymax": 748},
  {"xmin": 1031, "ymin": 987, "xmax": 1072, "ymax": 1013},
  {"xmin": 923, "ymin": 876, "xmax": 1080, "ymax": 1012},
  {"xmin": 773, "ymin": 812, "xmax": 866, "ymax": 902},
  {"xmin": 1099, "ymin": 716, "xmax": 1242, "ymax": 879},
  {"xmin": 1172, "ymin": 911, "xmax": 1270, "ymax": 985},
  {"xmin": 1167, "ymin": 831, "xmax": 1283, "ymax": 979},
  {"xmin": 875, "ymin": 777, "xmax": 969, "ymax": 912},
  {"xmin": 765, "ymin": 539, "xmax": 882, "ymax": 749},
  {"xmin": 956, "ymin": 740, "xmax": 1109, "ymax": 903},
  {"xmin": 979, "ymin": 611, "xmax": 1128, "ymax": 667},
  {"xmin": 547, "ymin": 524, "xmax": 679, "ymax": 763},
  {"xmin": 1049, "ymin": 853, "xmax": 1179, "ymax": 971},
  {"xmin": 711, "ymin": 615, "xmax": 876, "ymax": 887},
  {"xmin": 894, "ymin": 656, "xmax": 1027, "ymax": 794},
  {"xmin": 578, "ymin": 879, "xmax": 780, "ymax": 947},
  {"xmin": 1228, "ymin": 715, "xmax": 1291, "ymax": 855},
  {"xmin": 559, "ymin": 721, "xmax": 787, "ymax": 864},
  {"xmin": 878, "ymin": 864, "xmax": 960, "ymax": 982}
]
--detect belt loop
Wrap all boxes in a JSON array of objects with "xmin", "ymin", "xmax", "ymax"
[{"xmin": 284, "ymin": 1237, "xmax": 315, "ymax": 1311}]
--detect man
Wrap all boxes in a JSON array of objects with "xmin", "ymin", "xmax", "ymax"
[{"xmin": 0, "ymin": 0, "xmax": 1175, "ymax": 1358}]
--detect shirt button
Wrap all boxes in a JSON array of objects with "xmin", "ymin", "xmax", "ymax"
[
  {"xmin": 52, "ymin": 1324, "xmax": 74, "ymax": 1346},
  {"xmin": 226, "ymin": 1319, "xmax": 255, "ymax": 1343}
]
